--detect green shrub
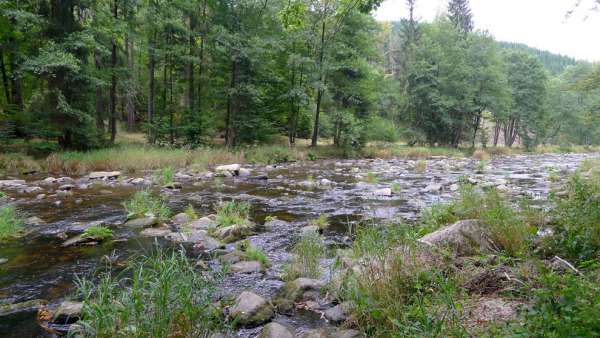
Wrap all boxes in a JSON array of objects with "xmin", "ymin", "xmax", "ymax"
[
  {"xmin": 243, "ymin": 246, "xmax": 270, "ymax": 267},
  {"xmin": 0, "ymin": 205, "xmax": 24, "ymax": 240},
  {"xmin": 76, "ymin": 248, "xmax": 223, "ymax": 337},
  {"xmin": 216, "ymin": 201, "xmax": 250, "ymax": 227},
  {"xmin": 155, "ymin": 166, "xmax": 174, "ymax": 185},
  {"xmin": 123, "ymin": 190, "xmax": 171, "ymax": 221},
  {"xmin": 309, "ymin": 214, "xmax": 329, "ymax": 231},
  {"xmin": 366, "ymin": 172, "xmax": 378, "ymax": 184},
  {"xmin": 364, "ymin": 116, "xmax": 399, "ymax": 142},
  {"xmin": 184, "ymin": 204, "xmax": 198, "ymax": 221},
  {"xmin": 414, "ymin": 160, "xmax": 427, "ymax": 173},
  {"xmin": 82, "ymin": 226, "xmax": 113, "ymax": 241},
  {"xmin": 283, "ymin": 232, "xmax": 326, "ymax": 281}
]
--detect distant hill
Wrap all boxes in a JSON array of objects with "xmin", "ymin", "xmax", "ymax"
[{"xmin": 499, "ymin": 42, "xmax": 581, "ymax": 75}]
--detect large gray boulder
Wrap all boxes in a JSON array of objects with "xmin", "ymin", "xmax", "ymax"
[
  {"xmin": 260, "ymin": 322, "xmax": 294, "ymax": 338},
  {"xmin": 124, "ymin": 216, "xmax": 158, "ymax": 228},
  {"xmin": 229, "ymin": 291, "xmax": 274, "ymax": 326},
  {"xmin": 280, "ymin": 278, "xmax": 325, "ymax": 301},
  {"xmin": 230, "ymin": 261, "xmax": 263, "ymax": 274},
  {"xmin": 89, "ymin": 171, "xmax": 121, "ymax": 180},
  {"xmin": 166, "ymin": 230, "xmax": 224, "ymax": 251},
  {"xmin": 418, "ymin": 219, "xmax": 493, "ymax": 256}
]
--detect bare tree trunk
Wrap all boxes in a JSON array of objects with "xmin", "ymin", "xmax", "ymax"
[
  {"xmin": 169, "ymin": 60, "xmax": 174, "ymax": 145},
  {"xmin": 125, "ymin": 36, "xmax": 136, "ymax": 132},
  {"xmin": 225, "ymin": 59, "xmax": 237, "ymax": 147},
  {"xmin": 148, "ymin": 32, "xmax": 156, "ymax": 143},
  {"xmin": 186, "ymin": 15, "xmax": 195, "ymax": 113},
  {"xmin": 109, "ymin": 0, "xmax": 118, "ymax": 143},
  {"xmin": 471, "ymin": 111, "xmax": 482, "ymax": 148},
  {"xmin": 493, "ymin": 120, "xmax": 500, "ymax": 147},
  {"xmin": 311, "ymin": 21, "xmax": 326, "ymax": 147},
  {"xmin": 0, "ymin": 51, "xmax": 10, "ymax": 103}
]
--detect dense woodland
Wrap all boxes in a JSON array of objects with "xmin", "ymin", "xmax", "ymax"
[{"xmin": 0, "ymin": 0, "xmax": 599, "ymax": 152}]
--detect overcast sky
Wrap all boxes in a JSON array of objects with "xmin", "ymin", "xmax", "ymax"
[{"xmin": 374, "ymin": 0, "xmax": 600, "ymax": 62}]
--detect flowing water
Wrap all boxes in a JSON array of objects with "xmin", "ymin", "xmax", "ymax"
[{"xmin": 0, "ymin": 153, "xmax": 596, "ymax": 337}]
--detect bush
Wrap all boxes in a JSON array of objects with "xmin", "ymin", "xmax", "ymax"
[
  {"xmin": 76, "ymin": 248, "xmax": 223, "ymax": 337},
  {"xmin": 123, "ymin": 190, "xmax": 171, "ymax": 221},
  {"xmin": 154, "ymin": 166, "xmax": 174, "ymax": 185},
  {"xmin": 364, "ymin": 116, "xmax": 399, "ymax": 142},
  {"xmin": 0, "ymin": 205, "xmax": 24, "ymax": 240},
  {"xmin": 216, "ymin": 201, "xmax": 250, "ymax": 227}
]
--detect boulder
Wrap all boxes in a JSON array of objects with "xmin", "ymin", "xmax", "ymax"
[
  {"xmin": 41, "ymin": 177, "xmax": 58, "ymax": 185},
  {"xmin": 124, "ymin": 216, "xmax": 158, "ymax": 228},
  {"xmin": 188, "ymin": 217, "xmax": 218, "ymax": 230},
  {"xmin": 53, "ymin": 301, "xmax": 83, "ymax": 323},
  {"xmin": 0, "ymin": 299, "xmax": 47, "ymax": 317},
  {"xmin": 229, "ymin": 291, "xmax": 274, "ymax": 326},
  {"xmin": 172, "ymin": 212, "xmax": 192, "ymax": 224},
  {"xmin": 130, "ymin": 177, "xmax": 146, "ymax": 185},
  {"xmin": 213, "ymin": 223, "xmax": 255, "ymax": 243},
  {"xmin": 373, "ymin": 188, "xmax": 392, "ymax": 196},
  {"xmin": 281, "ymin": 278, "xmax": 325, "ymax": 301},
  {"xmin": 89, "ymin": 171, "xmax": 121, "ymax": 180},
  {"xmin": 215, "ymin": 164, "xmax": 241, "ymax": 176},
  {"xmin": 230, "ymin": 261, "xmax": 263, "ymax": 274},
  {"xmin": 0, "ymin": 180, "xmax": 26, "ymax": 188},
  {"xmin": 422, "ymin": 183, "xmax": 442, "ymax": 193},
  {"xmin": 238, "ymin": 168, "xmax": 252, "ymax": 177},
  {"xmin": 260, "ymin": 322, "xmax": 294, "ymax": 338},
  {"xmin": 324, "ymin": 302, "xmax": 354, "ymax": 324},
  {"xmin": 418, "ymin": 219, "xmax": 493, "ymax": 256},
  {"xmin": 166, "ymin": 230, "xmax": 224, "ymax": 251},
  {"xmin": 140, "ymin": 227, "xmax": 173, "ymax": 237}
]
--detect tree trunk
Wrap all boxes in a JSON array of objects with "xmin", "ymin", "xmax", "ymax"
[
  {"xmin": 169, "ymin": 60, "xmax": 174, "ymax": 145},
  {"xmin": 109, "ymin": 0, "xmax": 118, "ymax": 143},
  {"xmin": 493, "ymin": 120, "xmax": 500, "ymax": 147},
  {"xmin": 225, "ymin": 59, "xmax": 237, "ymax": 147},
  {"xmin": 311, "ymin": 21, "xmax": 326, "ymax": 147},
  {"xmin": 186, "ymin": 15, "xmax": 195, "ymax": 113},
  {"xmin": 471, "ymin": 110, "xmax": 482, "ymax": 148},
  {"xmin": 0, "ymin": 51, "xmax": 10, "ymax": 103},
  {"xmin": 148, "ymin": 32, "xmax": 156, "ymax": 143},
  {"xmin": 125, "ymin": 36, "xmax": 136, "ymax": 132}
]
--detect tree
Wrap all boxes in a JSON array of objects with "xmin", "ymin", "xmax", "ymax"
[{"xmin": 447, "ymin": 0, "xmax": 473, "ymax": 33}]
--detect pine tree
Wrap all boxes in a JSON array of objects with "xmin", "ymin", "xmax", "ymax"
[{"xmin": 447, "ymin": 0, "xmax": 473, "ymax": 33}]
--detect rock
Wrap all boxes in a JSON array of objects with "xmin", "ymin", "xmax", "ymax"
[
  {"xmin": 22, "ymin": 186, "xmax": 43, "ymax": 194},
  {"xmin": 319, "ymin": 178, "xmax": 333, "ymax": 186},
  {"xmin": 419, "ymin": 220, "xmax": 493, "ymax": 256},
  {"xmin": 0, "ymin": 258, "xmax": 7, "ymax": 265},
  {"xmin": 56, "ymin": 190, "xmax": 73, "ymax": 198},
  {"xmin": 300, "ymin": 225, "xmax": 320, "ymax": 235},
  {"xmin": 332, "ymin": 329, "xmax": 362, "ymax": 338},
  {"xmin": 324, "ymin": 302, "xmax": 354, "ymax": 324},
  {"xmin": 163, "ymin": 182, "xmax": 182, "ymax": 190},
  {"xmin": 36, "ymin": 194, "xmax": 46, "ymax": 200},
  {"xmin": 449, "ymin": 184, "xmax": 460, "ymax": 192},
  {"xmin": 131, "ymin": 177, "xmax": 145, "ymax": 185},
  {"xmin": 53, "ymin": 301, "xmax": 83, "ymax": 322},
  {"xmin": 58, "ymin": 184, "xmax": 75, "ymax": 191},
  {"xmin": 188, "ymin": 217, "xmax": 217, "ymax": 230},
  {"xmin": 373, "ymin": 188, "xmax": 392, "ymax": 196},
  {"xmin": 229, "ymin": 291, "xmax": 274, "ymax": 326},
  {"xmin": 238, "ymin": 168, "xmax": 252, "ymax": 177},
  {"xmin": 216, "ymin": 164, "xmax": 241, "ymax": 176},
  {"xmin": 422, "ymin": 183, "xmax": 442, "ymax": 193},
  {"xmin": 264, "ymin": 219, "xmax": 290, "ymax": 229},
  {"xmin": 302, "ymin": 329, "xmax": 329, "ymax": 338},
  {"xmin": 166, "ymin": 230, "xmax": 224, "ymax": 251},
  {"xmin": 260, "ymin": 322, "xmax": 294, "ymax": 338},
  {"xmin": 41, "ymin": 177, "xmax": 58, "ymax": 185},
  {"xmin": 281, "ymin": 278, "xmax": 325, "ymax": 301},
  {"xmin": 230, "ymin": 261, "xmax": 263, "ymax": 274},
  {"xmin": 172, "ymin": 212, "xmax": 192, "ymax": 224},
  {"xmin": 89, "ymin": 171, "xmax": 121, "ymax": 180},
  {"xmin": 175, "ymin": 172, "xmax": 192, "ymax": 180},
  {"xmin": 62, "ymin": 234, "xmax": 97, "ymax": 247},
  {"xmin": 26, "ymin": 216, "xmax": 45, "ymax": 225},
  {"xmin": 99, "ymin": 189, "xmax": 112, "ymax": 195},
  {"xmin": 219, "ymin": 250, "xmax": 244, "ymax": 264},
  {"xmin": 124, "ymin": 216, "xmax": 158, "ymax": 228},
  {"xmin": 213, "ymin": 223, "xmax": 255, "ymax": 243},
  {"xmin": 0, "ymin": 299, "xmax": 47, "ymax": 317},
  {"xmin": 0, "ymin": 179, "xmax": 26, "ymax": 188},
  {"xmin": 140, "ymin": 227, "xmax": 173, "ymax": 237},
  {"xmin": 56, "ymin": 177, "xmax": 74, "ymax": 184}
]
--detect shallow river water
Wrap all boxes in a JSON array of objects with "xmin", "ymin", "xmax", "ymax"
[{"xmin": 0, "ymin": 152, "xmax": 596, "ymax": 337}]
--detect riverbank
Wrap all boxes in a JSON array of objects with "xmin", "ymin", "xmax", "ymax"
[{"xmin": 1, "ymin": 137, "xmax": 598, "ymax": 176}]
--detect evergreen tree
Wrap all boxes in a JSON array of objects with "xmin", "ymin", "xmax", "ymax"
[{"xmin": 447, "ymin": 0, "xmax": 473, "ymax": 33}]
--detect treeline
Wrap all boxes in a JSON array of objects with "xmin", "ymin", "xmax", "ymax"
[
  {"xmin": 0, "ymin": 0, "xmax": 599, "ymax": 152},
  {"xmin": 499, "ymin": 42, "xmax": 581, "ymax": 75}
]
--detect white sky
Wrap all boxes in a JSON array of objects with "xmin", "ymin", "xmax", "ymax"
[{"xmin": 374, "ymin": 0, "xmax": 600, "ymax": 62}]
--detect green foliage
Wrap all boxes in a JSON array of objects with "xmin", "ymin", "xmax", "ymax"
[
  {"xmin": 76, "ymin": 248, "xmax": 223, "ymax": 337},
  {"xmin": 0, "ymin": 205, "xmax": 24, "ymax": 240},
  {"xmin": 154, "ymin": 167, "xmax": 174, "ymax": 186},
  {"xmin": 123, "ymin": 190, "xmax": 171, "ymax": 221},
  {"xmin": 184, "ymin": 204, "xmax": 198, "ymax": 221},
  {"xmin": 216, "ymin": 201, "xmax": 250, "ymax": 227},
  {"xmin": 414, "ymin": 160, "xmax": 427, "ymax": 173},
  {"xmin": 243, "ymin": 246, "xmax": 270, "ymax": 267},
  {"xmin": 82, "ymin": 226, "xmax": 113, "ymax": 241},
  {"xmin": 364, "ymin": 116, "xmax": 399, "ymax": 142},
  {"xmin": 366, "ymin": 172, "xmax": 378, "ymax": 184},
  {"xmin": 309, "ymin": 214, "xmax": 329, "ymax": 231},
  {"xmin": 283, "ymin": 232, "xmax": 326, "ymax": 281}
]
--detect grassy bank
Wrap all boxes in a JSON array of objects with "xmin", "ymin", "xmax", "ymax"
[{"xmin": 1, "ymin": 137, "xmax": 599, "ymax": 176}]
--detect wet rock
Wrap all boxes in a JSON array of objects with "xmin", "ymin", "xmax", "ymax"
[
  {"xmin": 324, "ymin": 302, "xmax": 354, "ymax": 324},
  {"xmin": 67, "ymin": 220, "xmax": 105, "ymax": 233},
  {"xmin": 373, "ymin": 188, "xmax": 392, "ymax": 196},
  {"xmin": 419, "ymin": 219, "xmax": 493, "ymax": 256},
  {"xmin": 131, "ymin": 177, "xmax": 145, "ymax": 185},
  {"xmin": 167, "ymin": 230, "xmax": 224, "ymax": 251},
  {"xmin": 422, "ymin": 183, "xmax": 442, "ymax": 193},
  {"xmin": 0, "ymin": 299, "xmax": 47, "ymax": 317},
  {"xmin": 239, "ymin": 168, "xmax": 252, "ymax": 177},
  {"xmin": 62, "ymin": 234, "xmax": 98, "ymax": 247},
  {"xmin": 172, "ymin": 212, "xmax": 192, "ymax": 224},
  {"xmin": 332, "ymin": 329, "xmax": 362, "ymax": 338},
  {"xmin": 300, "ymin": 225, "xmax": 320, "ymax": 235},
  {"xmin": 260, "ymin": 322, "xmax": 294, "ymax": 338},
  {"xmin": 0, "ymin": 258, "xmax": 7, "ymax": 264},
  {"xmin": 36, "ymin": 193, "xmax": 47, "ymax": 200},
  {"xmin": 26, "ymin": 216, "xmax": 45, "ymax": 225},
  {"xmin": 163, "ymin": 182, "xmax": 182, "ymax": 190},
  {"xmin": 124, "ymin": 216, "xmax": 158, "ymax": 228},
  {"xmin": 89, "ymin": 171, "xmax": 121, "ymax": 180},
  {"xmin": 53, "ymin": 301, "xmax": 83, "ymax": 322},
  {"xmin": 140, "ymin": 227, "xmax": 173, "ymax": 237},
  {"xmin": 229, "ymin": 291, "xmax": 274, "ymax": 326},
  {"xmin": 281, "ymin": 278, "xmax": 325, "ymax": 301},
  {"xmin": 0, "ymin": 179, "xmax": 26, "ymax": 188},
  {"xmin": 188, "ymin": 217, "xmax": 217, "ymax": 230},
  {"xmin": 212, "ymin": 223, "xmax": 255, "ymax": 243},
  {"xmin": 230, "ymin": 261, "xmax": 263, "ymax": 274}
]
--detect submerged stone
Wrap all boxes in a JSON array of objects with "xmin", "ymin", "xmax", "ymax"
[{"xmin": 124, "ymin": 216, "xmax": 158, "ymax": 228}]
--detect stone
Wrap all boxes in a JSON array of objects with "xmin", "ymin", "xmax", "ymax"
[
  {"xmin": 53, "ymin": 301, "xmax": 83, "ymax": 322},
  {"xmin": 172, "ymin": 212, "xmax": 192, "ymax": 224},
  {"xmin": 0, "ymin": 299, "xmax": 47, "ymax": 317},
  {"xmin": 99, "ymin": 190, "xmax": 112, "ymax": 195},
  {"xmin": 41, "ymin": 177, "xmax": 58, "ymax": 185},
  {"xmin": 219, "ymin": 250, "xmax": 244, "ymax": 264},
  {"xmin": 229, "ymin": 291, "xmax": 274, "ymax": 326},
  {"xmin": 230, "ymin": 261, "xmax": 263, "ymax": 274},
  {"xmin": 62, "ymin": 234, "xmax": 97, "ymax": 247},
  {"xmin": 36, "ymin": 194, "xmax": 47, "ymax": 200},
  {"xmin": 422, "ymin": 183, "xmax": 442, "ymax": 193},
  {"xmin": 300, "ymin": 225, "xmax": 320, "ymax": 235},
  {"xmin": 89, "ymin": 171, "xmax": 121, "ymax": 180},
  {"xmin": 131, "ymin": 177, "xmax": 145, "ymax": 185},
  {"xmin": 58, "ymin": 184, "xmax": 75, "ymax": 191},
  {"xmin": 281, "ymin": 278, "xmax": 325, "ymax": 301},
  {"xmin": 331, "ymin": 329, "xmax": 362, "ymax": 338},
  {"xmin": 419, "ymin": 219, "xmax": 493, "ymax": 256},
  {"xmin": 215, "ymin": 164, "xmax": 241, "ymax": 176},
  {"xmin": 0, "ymin": 179, "xmax": 26, "ymax": 188},
  {"xmin": 0, "ymin": 258, "xmax": 7, "ymax": 265},
  {"xmin": 302, "ymin": 329, "xmax": 329, "ymax": 338},
  {"xmin": 140, "ymin": 227, "xmax": 173, "ymax": 237},
  {"xmin": 373, "ymin": 188, "xmax": 392, "ymax": 196},
  {"xmin": 188, "ymin": 217, "xmax": 217, "ymax": 230},
  {"xmin": 56, "ymin": 190, "xmax": 73, "ymax": 198},
  {"xmin": 166, "ymin": 230, "xmax": 224, "ymax": 251},
  {"xmin": 124, "ymin": 216, "xmax": 159, "ymax": 228},
  {"xmin": 26, "ymin": 216, "xmax": 45, "ymax": 225},
  {"xmin": 319, "ymin": 178, "xmax": 333, "ymax": 186},
  {"xmin": 260, "ymin": 322, "xmax": 294, "ymax": 338},
  {"xmin": 22, "ymin": 186, "xmax": 42, "ymax": 194},
  {"xmin": 238, "ymin": 168, "xmax": 252, "ymax": 177},
  {"xmin": 324, "ymin": 302, "xmax": 354, "ymax": 324},
  {"xmin": 213, "ymin": 223, "xmax": 255, "ymax": 243},
  {"xmin": 57, "ymin": 177, "xmax": 74, "ymax": 184}
]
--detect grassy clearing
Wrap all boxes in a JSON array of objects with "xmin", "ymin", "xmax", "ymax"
[
  {"xmin": 76, "ymin": 248, "xmax": 223, "ymax": 337},
  {"xmin": 216, "ymin": 201, "xmax": 250, "ymax": 227},
  {"xmin": 0, "ymin": 205, "xmax": 24, "ymax": 240},
  {"xmin": 123, "ymin": 190, "xmax": 171, "ymax": 221},
  {"xmin": 283, "ymin": 232, "xmax": 327, "ymax": 281}
]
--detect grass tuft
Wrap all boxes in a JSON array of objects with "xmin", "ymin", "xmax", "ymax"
[
  {"xmin": 283, "ymin": 232, "xmax": 326, "ymax": 281},
  {"xmin": 82, "ymin": 226, "xmax": 113, "ymax": 241},
  {"xmin": 123, "ymin": 190, "xmax": 171, "ymax": 221},
  {"xmin": 216, "ymin": 201, "xmax": 250, "ymax": 227},
  {"xmin": 0, "ymin": 205, "xmax": 24, "ymax": 240}
]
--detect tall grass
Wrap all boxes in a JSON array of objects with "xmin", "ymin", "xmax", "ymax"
[
  {"xmin": 0, "ymin": 205, "xmax": 24, "ymax": 240},
  {"xmin": 82, "ymin": 226, "xmax": 113, "ymax": 241},
  {"xmin": 283, "ymin": 232, "xmax": 326, "ymax": 281},
  {"xmin": 123, "ymin": 190, "xmax": 171, "ymax": 221},
  {"xmin": 76, "ymin": 248, "xmax": 223, "ymax": 337},
  {"xmin": 216, "ymin": 201, "xmax": 250, "ymax": 227}
]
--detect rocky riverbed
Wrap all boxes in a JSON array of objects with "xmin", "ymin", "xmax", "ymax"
[{"xmin": 0, "ymin": 152, "xmax": 596, "ymax": 337}]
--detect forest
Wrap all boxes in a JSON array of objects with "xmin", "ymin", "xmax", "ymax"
[
  {"xmin": 2, "ymin": 1, "xmax": 600, "ymax": 338},
  {"xmin": 1, "ymin": 0, "xmax": 599, "ymax": 154}
]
